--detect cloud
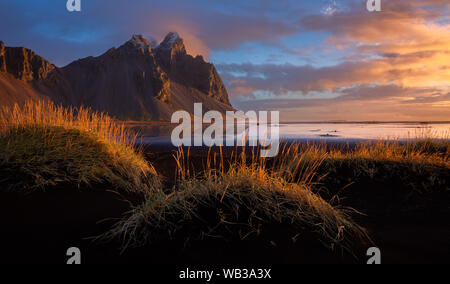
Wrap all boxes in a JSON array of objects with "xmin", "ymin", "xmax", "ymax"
[
  {"xmin": 218, "ymin": 0, "xmax": 450, "ymax": 120},
  {"xmin": 0, "ymin": 0, "xmax": 299, "ymax": 65},
  {"xmin": 301, "ymin": 0, "xmax": 450, "ymax": 55},
  {"xmin": 1, "ymin": 0, "xmax": 448, "ymax": 121},
  {"xmin": 321, "ymin": 1, "xmax": 340, "ymax": 16},
  {"xmin": 220, "ymin": 50, "xmax": 450, "ymax": 95},
  {"xmin": 234, "ymin": 84, "xmax": 450, "ymax": 121}
]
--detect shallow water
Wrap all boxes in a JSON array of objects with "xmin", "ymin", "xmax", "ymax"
[
  {"xmin": 277, "ymin": 122, "xmax": 450, "ymax": 140},
  {"xmin": 134, "ymin": 122, "xmax": 450, "ymax": 144}
]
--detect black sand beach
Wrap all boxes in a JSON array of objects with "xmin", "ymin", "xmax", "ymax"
[{"xmin": 1, "ymin": 142, "xmax": 449, "ymax": 264}]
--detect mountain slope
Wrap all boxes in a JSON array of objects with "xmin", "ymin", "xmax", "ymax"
[
  {"xmin": 0, "ymin": 34, "xmax": 234, "ymax": 120},
  {"xmin": 0, "ymin": 41, "xmax": 53, "ymax": 105}
]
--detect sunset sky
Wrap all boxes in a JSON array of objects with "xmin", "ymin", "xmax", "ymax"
[{"xmin": 1, "ymin": 0, "xmax": 449, "ymax": 121}]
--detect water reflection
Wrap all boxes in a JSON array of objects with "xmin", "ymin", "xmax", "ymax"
[{"xmin": 128, "ymin": 122, "xmax": 450, "ymax": 144}]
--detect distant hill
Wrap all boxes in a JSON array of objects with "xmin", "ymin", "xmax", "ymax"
[{"xmin": 0, "ymin": 33, "xmax": 233, "ymax": 120}]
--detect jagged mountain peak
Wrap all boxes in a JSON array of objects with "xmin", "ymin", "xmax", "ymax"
[
  {"xmin": 163, "ymin": 32, "xmax": 181, "ymax": 44},
  {"xmin": 0, "ymin": 38, "xmax": 233, "ymax": 120},
  {"xmin": 120, "ymin": 33, "xmax": 186, "ymax": 55},
  {"xmin": 130, "ymin": 34, "xmax": 150, "ymax": 47},
  {"xmin": 0, "ymin": 42, "xmax": 54, "ymax": 81},
  {"xmin": 157, "ymin": 32, "xmax": 186, "ymax": 53},
  {"xmin": 118, "ymin": 34, "xmax": 154, "ymax": 55}
]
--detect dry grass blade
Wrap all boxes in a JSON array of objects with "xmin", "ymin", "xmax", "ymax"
[
  {"xmin": 0, "ymin": 100, "xmax": 159, "ymax": 193},
  {"xmin": 105, "ymin": 143, "xmax": 371, "ymax": 256}
]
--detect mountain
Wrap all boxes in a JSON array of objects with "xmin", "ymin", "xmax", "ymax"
[
  {"xmin": 0, "ymin": 41, "xmax": 54, "ymax": 106},
  {"xmin": 0, "ymin": 33, "xmax": 233, "ymax": 120}
]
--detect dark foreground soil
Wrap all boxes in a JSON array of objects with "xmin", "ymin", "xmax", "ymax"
[{"xmin": 0, "ymin": 144, "xmax": 449, "ymax": 264}]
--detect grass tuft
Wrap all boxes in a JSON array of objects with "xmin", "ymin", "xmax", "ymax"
[
  {"xmin": 280, "ymin": 140, "xmax": 449, "ymax": 195},
  {"xmin": 0, "ymin": 100, "xmax": 158, "ymax": 193},
  {"xmin": 104, "ymin": 145, "xmax": 370, "ymax": 255}
]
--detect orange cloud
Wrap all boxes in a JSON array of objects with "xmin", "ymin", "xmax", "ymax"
[
  {"xmin": 224, "ymin": 0, "xmax": 450, "ymax": 120},
  {"xmin": 299, "ymin": 0, "xmax": 450, "ymax": 89}
]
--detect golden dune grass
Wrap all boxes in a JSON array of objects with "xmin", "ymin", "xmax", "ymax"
[
  {"xmin": 279, "ymin": 140, "xmax": 449, "ymax": 194},
  {"xmin": 105, "ymin": 136, "xmax": 449, "ymax": 254},
  {"xmin": 3, "ymin": 100, "xmax": 447, "ymax": 256},
  {"xmin": 0, "ymin": 100, "xmax": 158, "ymax": 192},
  {"xmin": 104, "ymin": 145, "xmax": 370, "ymax": 255}
]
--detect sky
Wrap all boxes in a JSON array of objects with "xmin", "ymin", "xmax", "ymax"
[{"xmin": 0, "ymin": 0, "xmax": 449, "ymax": 121}]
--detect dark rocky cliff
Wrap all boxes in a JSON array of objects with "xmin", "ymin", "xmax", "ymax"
[{"xmin": 0, "ymin": 33, "xmax": 233, "ymax": 120}]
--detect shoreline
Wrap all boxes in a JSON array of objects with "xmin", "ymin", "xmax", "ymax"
[{"xmin": 122, "ymin": 120, "xmax": 450, "ymax": 125}]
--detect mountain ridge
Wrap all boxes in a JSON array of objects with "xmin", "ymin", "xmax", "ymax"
[{"xmin": 0, "ymin": 33, "xmax": 233, "ymax": 120}]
